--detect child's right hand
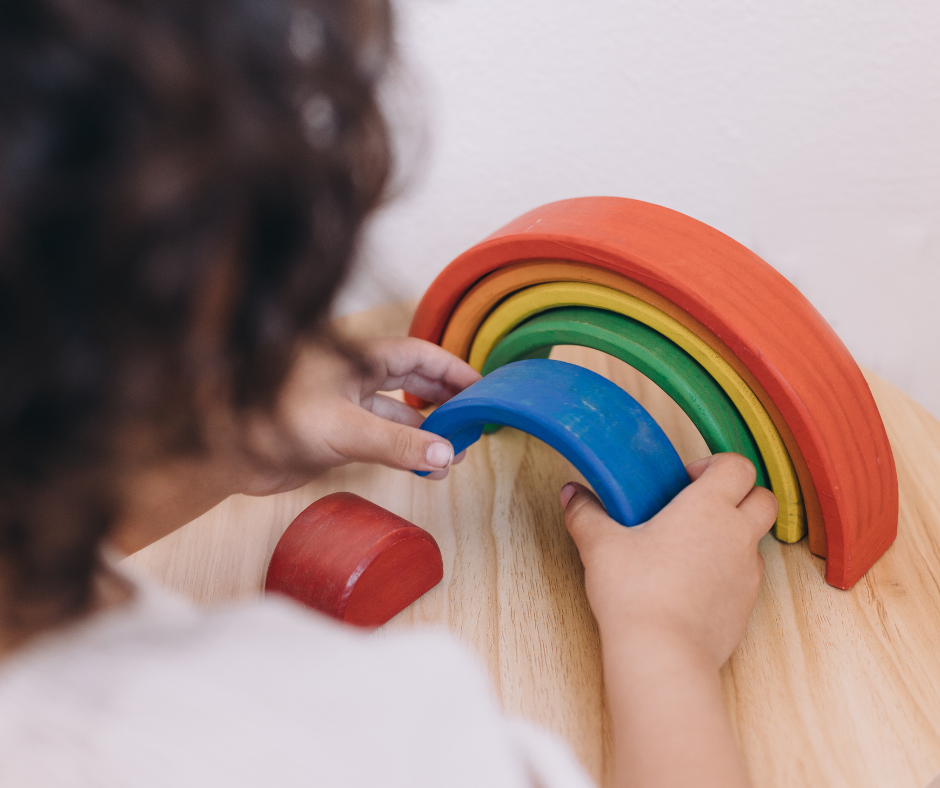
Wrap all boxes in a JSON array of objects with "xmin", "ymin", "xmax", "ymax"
[
  {"xmin": 561, "ymin": 453, "xmax": 776, "ymax": 669},
  {"xmin": 561, "ymin": 454, "xmax": 776, "ymax": 788}
]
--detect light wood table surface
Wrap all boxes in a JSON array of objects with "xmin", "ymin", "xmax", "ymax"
[{"xmin": 125, "ymin": 302, "xmax": 940, "ymax": 788}]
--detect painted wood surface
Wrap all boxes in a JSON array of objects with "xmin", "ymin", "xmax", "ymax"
[
  {"xmin": 417, "ymin": 358, "xmax": 690, "ymax": 526},
  {"xmin": 468, "ymin": 281, "xmax": 803, "ymax": 543},
  {"xmin": 124, "ymin": 302, "xmax": 940, "ymax": 788},
  {"xmin": 483, "ymin": 307, "xmax": 768, "ymax": 487},
  {"xmin": 265, "ymin": 492, "xmax": 444, "ymax": 629},
  {"xmin": 435, "ymin": 259, "xmax": 827, "ymax": 557},
  {"xmin": 407, "ymin": 198, "xmax": 897, "ymax": 588}
]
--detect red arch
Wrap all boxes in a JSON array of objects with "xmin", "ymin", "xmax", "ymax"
[{"xmin": 407, "ymin": 197, "xmax": 897, "ymax": 589}]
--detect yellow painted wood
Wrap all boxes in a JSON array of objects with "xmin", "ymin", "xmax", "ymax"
[
  {"xmin": 468, "ymin": 282, "xmax": 804, "ymax": 543},
  {"xmin": 125, "ymin": 301, "xmax": 940, "ymax": 788}
]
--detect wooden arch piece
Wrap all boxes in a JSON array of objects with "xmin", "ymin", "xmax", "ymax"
[
  {"xmin": 408, "ymin": 197, "xmax": 897, "ymax": 589},
  {"xmin": 265, "ymin": 493, "xmax": 444, "ymax": 628},
  {"xmin": 417, "ymin": 358, "xmax": 691, "ymax": 527},
  {"xmin": 483, "ymin": 306, "xmax": 769, "ymax": 488},
  {"xmin": 433, "ymin": 259, "xmax": 827, "ymax": 559},
  {"xmin": 467, "ymin": 281, "xmax": 804, "ymax": 544}
]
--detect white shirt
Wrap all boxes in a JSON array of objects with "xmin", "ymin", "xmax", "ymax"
[{"xmin": 0, "ymin": 566, "xmax": 597, "ymax": 788}]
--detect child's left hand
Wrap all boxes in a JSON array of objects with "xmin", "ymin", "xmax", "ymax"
[{"xmin": 238, "ymin": 336, "xmax": 481, "ymax": 496}]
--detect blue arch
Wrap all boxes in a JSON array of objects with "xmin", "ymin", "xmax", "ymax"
[{"xmin": 416, "ymin": 359, "xmax": 689, "ymax": 526}]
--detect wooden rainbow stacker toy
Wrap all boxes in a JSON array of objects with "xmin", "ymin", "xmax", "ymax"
[{"xmin": 406, "ymin": 197, "xmax": 898, "ymax": 590}]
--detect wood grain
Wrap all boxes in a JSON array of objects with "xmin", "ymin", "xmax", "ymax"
[
  {"xmin": 124, "ymin": 302, "xmax": 940, "ymax": 788},
  {"xmin": 406, "ymin": 197, "xmax": 897, "ymax": 588}
]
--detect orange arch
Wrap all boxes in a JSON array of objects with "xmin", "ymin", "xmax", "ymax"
[{"xmin": 408, "ymin": 197, "xmax": 897, "ymax": 589}]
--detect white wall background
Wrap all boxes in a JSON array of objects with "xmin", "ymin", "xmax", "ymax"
[{"xmin": 334, "ymin": 0, "xmax": 940, "ymax": 419}]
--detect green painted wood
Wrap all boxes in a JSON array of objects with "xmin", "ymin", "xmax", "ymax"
[{"xmin": 481, "ymin": 306, "xmax": 770, "ymax": 489}]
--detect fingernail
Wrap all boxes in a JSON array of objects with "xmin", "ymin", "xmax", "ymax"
[
  {"xmin": 426, "ymin": 442, "xmax": 453, "ymax": 469},
  {"xmin": 560, "ymin": 483, "xmax": 577, "ymax": 507}
]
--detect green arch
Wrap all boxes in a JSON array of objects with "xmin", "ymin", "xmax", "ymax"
[{"xmin": 481, "ymin": 306, "xmax": 769, "ymax": 488}]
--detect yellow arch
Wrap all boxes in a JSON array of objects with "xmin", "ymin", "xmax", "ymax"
[{"xmin": 468, "ymin": 281, "xmax": 804, "ymax": 542}]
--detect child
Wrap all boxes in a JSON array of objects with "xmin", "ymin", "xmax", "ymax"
[{"xmin": 0, "ymin": 1, "xmax": 776, "ymax": 786}]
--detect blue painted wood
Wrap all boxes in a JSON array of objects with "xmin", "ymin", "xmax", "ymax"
[{"xmin": 415, "ymin": 358, "xmax": 690, "ymax": 526}]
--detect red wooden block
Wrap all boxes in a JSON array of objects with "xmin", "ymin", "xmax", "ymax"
[
  {"xmin": 405, "ymin": 197, "xmax": 898, "ymax": 590},
  {"xmin": 265, "ymin": 492, "xmax": 443, "ymax": 628}
]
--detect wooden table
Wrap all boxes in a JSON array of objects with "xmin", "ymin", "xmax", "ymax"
[{"xmin": 125, "ymin": 302, "xmax": 940, "ymax": 788}]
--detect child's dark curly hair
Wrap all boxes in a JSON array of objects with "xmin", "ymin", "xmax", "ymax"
[{"xmin": 0, "ymin": 0, "xmax": 392, "ymax": 635}]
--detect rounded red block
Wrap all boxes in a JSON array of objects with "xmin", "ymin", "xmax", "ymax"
[{"xmin": 265, "ymin": 492, "xmax": 443, "ymax": 629}]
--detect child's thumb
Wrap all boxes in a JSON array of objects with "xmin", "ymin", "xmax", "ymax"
[
  {"xmin": 335, "ymin": 406, "xmax": 456, "ymax": 474},
  {"xmin": 561, "ymin": 482, "xmax": 618, "ymax": 552}
]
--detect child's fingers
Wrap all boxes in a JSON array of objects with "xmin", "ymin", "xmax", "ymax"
[
  {"xmin": 367, "ymin": 337, "xmax": 481, "ymax": 403},
  {"xmin": 676, "ymin": 453, "xmax": 757, "ymax": 508},
  {"xmin": 397, "ymin": 375, "xmax": 463, "ymax": 406},
  {"xmin": 736, "ymin": 485, "xmax": 779, "ymax": 537},
  {"xmin": 561, "ymin": 482, "xmax": 621, "ymax": 554},
  {"xmin": 327, "ymin": 403, "xmax": 456, "ymax": 474},
  {"xmin": 366, "ymin": 392, "xmax": 424, "ymax": 428},
  {"xmin": 685, "ymin": 455, "xmax": 714, "ymax": 481}
]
